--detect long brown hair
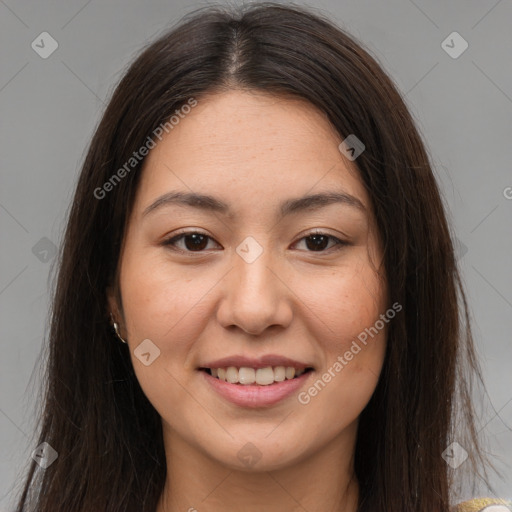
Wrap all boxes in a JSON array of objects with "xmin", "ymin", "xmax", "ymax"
[{"xmin": 13, "ymin": 3, "xmax": 494, "ymax": 511}]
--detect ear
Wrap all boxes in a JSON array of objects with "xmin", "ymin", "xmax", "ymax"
[
  {"xmin": 106, "ymin": 284, "xmax": 128, "ymax": 342},
  {"xmin": 106, "ymin": 285, "xmax": 120, "ymax": 322}
]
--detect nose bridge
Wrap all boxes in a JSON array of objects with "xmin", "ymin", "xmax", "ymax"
[
  {"xmin": 217, "ymin": 234, "xmax": 292, "ymax": 334},
  {"xmin": 233, "ymin": 234, "xmax": 278, "ymax": 303}
]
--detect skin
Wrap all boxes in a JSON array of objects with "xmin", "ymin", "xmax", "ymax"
[{"xmin": 108, "ymin": 89, "xmax": 388, "ymax": 512}]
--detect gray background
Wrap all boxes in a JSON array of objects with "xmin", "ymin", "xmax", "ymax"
[{"xmin": 1, "ymin": 0, "xmax": 511, "ymax": 509}]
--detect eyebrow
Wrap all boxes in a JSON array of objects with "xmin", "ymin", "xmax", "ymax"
[{"xmin": 142, "ymin": 190, "xmax": 366, "ymax": 219}]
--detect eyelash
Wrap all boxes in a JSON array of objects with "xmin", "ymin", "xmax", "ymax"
[{"xmin": 161, "ymin": 230, "xmax": 348, "ymax": 254}]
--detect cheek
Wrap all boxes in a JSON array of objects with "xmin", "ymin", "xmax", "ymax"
[
  {"xmin": 118, "ymin": 254, "xmax": 210, "ymax": 413},
  {"xmin": 119, "ymin": 250, "xmax": 212, "ymax": 344},
  {"xmin": 292, "ymin": 253, "xmax": 387, "ymax": 409},
  {"xmin": 297, "ymin": 303, "xmax": 387, "ymax": 435},
  {"xmin": 294, "ymin": 254, "xmax": 386, "ymax": 348}
]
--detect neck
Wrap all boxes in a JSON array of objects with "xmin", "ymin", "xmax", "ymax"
[{"xmin": 156, "ymin": 422, "xmax": 360, "ymax": 512}]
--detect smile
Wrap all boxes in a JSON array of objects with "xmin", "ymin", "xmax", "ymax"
[
  {"xmin": 199, "ymin": 366, "xmax": 314, "ymax": 408},
  {"xmin": 201, "ymin": 366, "xmax": 313, "ymax": 385}
]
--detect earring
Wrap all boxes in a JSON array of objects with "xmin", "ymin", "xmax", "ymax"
[{"xmin": 110, "ymin": 312, "xmax": 127, "ymax": 344}]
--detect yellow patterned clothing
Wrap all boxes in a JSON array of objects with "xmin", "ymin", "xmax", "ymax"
[{"xmin": 454, "ymin": 498, "xmax": 512, "ymax": 511}]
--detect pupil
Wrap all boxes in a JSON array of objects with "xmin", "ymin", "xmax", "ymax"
[
  {"xmin": 306, "ymin": 234, "xmax": 328, "ymax": 251},
  {"xmin": 183, "ymin": 234, "xmax": 329, "ymax": 252},
  {"xmin": 185, "ymin": 234, "xmax": 208, "ymax": 251}
]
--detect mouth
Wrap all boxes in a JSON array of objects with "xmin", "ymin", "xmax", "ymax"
[
  {"xmin": 199, "ymin": 365, "xmax": 315, "ymax": 408},
  {"xmin": 199, "ymin": 366, "xmax": 315, "ymax": 386}
]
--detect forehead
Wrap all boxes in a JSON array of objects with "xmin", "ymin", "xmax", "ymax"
[{"xmin": 133, "ymin": 90, "xmax": 370, "ymax": 217}]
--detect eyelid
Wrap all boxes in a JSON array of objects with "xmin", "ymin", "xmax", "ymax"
[
  {"xmin": 161, "ymin": 229, "xmax": 349, "ymax": 253},
  {"xmin": 161, "ymin": 229, "xmax": 220, "ymax": 252},
  {"xmin": 292, "ymin": 229, "xmax": 349, "ymax": 252}
]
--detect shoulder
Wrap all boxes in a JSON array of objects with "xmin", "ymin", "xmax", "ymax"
[{"xmin": 452, "ymin": 498, "xmax": 512, "ymax": 512}]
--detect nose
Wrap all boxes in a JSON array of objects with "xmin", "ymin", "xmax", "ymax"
[{"xmin": 215, "ymin": 243, "xmax": 293, "ymax": 336}]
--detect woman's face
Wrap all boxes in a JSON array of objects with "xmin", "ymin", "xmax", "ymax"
[{"xmin": 109, "ymin": 90, "xmax": 388, "ymax": 471}]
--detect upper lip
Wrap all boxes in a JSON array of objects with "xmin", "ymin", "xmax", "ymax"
[{"xmin": 199, "ymin": 355, "xmax": 314, "ymax": 370}]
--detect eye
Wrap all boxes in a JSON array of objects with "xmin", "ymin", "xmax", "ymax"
[
  {"xmin": 161, "ymin": 230, "xmax": 348, "ymax": 254},
  {"xmin": 292, "ymin": 231, "xmax": 348, "ymax": 252},
  {"xmin": 161, "ymin": 231, "xmax": 220, "ymax": 253}
]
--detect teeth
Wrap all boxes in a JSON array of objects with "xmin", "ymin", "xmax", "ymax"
[
  {"xmin": 208, "ymin": 366, "xmax": 308, "ymax": 385},
  {"xmin": 256, "ymin": 367, "xmax": 274, "ymax": 385},
  {"xmin": 238, "ymin": 367, "xmax": 255, "ymax": 384},
  {"xmin": 226, "ymin": 367, "xmax": 238, "ymax": 383},
  {"xmin": 274, "ymin": 366, "xmax": 286, "ymax": 382}
]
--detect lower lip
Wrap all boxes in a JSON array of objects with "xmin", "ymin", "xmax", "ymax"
[{"xmin": 200, "ymin": 370, "xmax": 313, "ymax": 408}]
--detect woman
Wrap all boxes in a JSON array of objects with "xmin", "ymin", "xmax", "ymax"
[{"xmin": 13, "ymin": 3, "xmax": 510, "ymax": 511}]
